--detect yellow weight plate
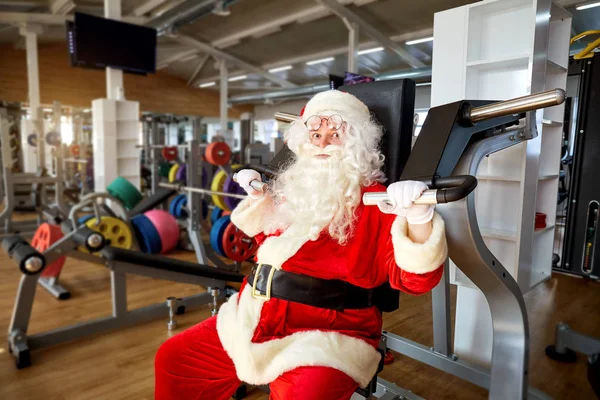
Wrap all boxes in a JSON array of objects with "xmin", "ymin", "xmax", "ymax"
[
  {"xmin": 83, "ymin": 216, "xmax": 134, "ymax": 251},
  {"xmin": 168, "ymin": 163, "xmax": 180, "ymax": 183},
  {"xmin": 211, "ymin": 170, "xmax": 229, "ymax": 211}
]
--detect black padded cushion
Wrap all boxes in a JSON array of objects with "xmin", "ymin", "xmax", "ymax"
[
  {"xmin": 339, "ymin": 79, "xmax": 416, "ymax": 184},
  {"xmin": 128, "ymin": 187, "xmax": 176, "ymax": 217},
  {"xmin": 101, "ymin": 247, "xmax": 245, "ymax": 283}
]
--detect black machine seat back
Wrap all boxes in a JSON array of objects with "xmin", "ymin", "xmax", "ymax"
[{"xmin": 266, "ymin": 79, "xmax": 417, "ymax": 313}]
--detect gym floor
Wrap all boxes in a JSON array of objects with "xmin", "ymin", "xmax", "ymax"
[{"xmin": 0, "ymin": 224, "xmax": 599, "ymax": 399}]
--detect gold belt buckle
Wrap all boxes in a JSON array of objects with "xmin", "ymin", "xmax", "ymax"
[{"xmin": 252, "ymin": 264, "xmax": 276, "ymax": 301}]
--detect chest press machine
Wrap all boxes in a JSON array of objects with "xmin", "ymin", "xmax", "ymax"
[{"xmin": 2, "ymin": 80, "xmax": 564, "ymax": 399}]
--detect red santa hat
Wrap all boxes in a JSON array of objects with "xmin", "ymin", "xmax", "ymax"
[{"xmin": 285, "ymin": 90, "xmax": 372, "ymax": 154}]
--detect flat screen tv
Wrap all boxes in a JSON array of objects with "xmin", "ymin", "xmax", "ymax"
[{"xmin": 68, "ymin": 12, "xmax": 157, "ymax": 75}]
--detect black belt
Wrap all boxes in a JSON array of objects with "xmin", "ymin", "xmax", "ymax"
[{"xmin": 247, "ymin": 264, "xmax": 375, "ymax": 310}]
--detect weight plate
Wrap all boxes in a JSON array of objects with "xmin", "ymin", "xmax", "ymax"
[
  {"xmin": 221, "ymin": 221, "xmax": 257, "ymax": 262},
  {"xmin": 168, "ymin": 163, "xmax": 180, "ymax": 183},
  {"xmin": 174, "ymin": 195, "xmax": 188, "ymax": 219},
  {"xmin": 107, "ymin": 176, "xmax": 143, "ymax": 210},
  {"xmin": 69, "ymin": 144, "xmax": 81, "ymax": 157},
  {"xmin": 145, "ymin": 210, "xmax": 180, "ymax": 254},
  {"xmin": 169, "ymin": 194, "xmax": 186, "ymax": 217},
  {"xmin": 162, "ymin": 146, "xmax": 178, "ymax": 162},
  {"xmin": 175, "ymin": 164, "xmax": 187, "ymax": 182},
  {"xmin": 131, "ymin": 214, "xmax": 162, "ymax": 254},
  {"xmin": 158, "ymin": 162, "xmax": 171, "ymax": 178},
  {"xmin": 45, "ymin": 131, "xmax": 61, "ymax": 146},
  {"xmin": 211, "ymin": 207, "xmax": 224, "ymax": 225},
  {"xmin": 31, "ymin": 223, "xmax": 66, "ymax": 278},
  {"xmin": 84, "ymin": 216, "xmax": 133, "ymax": 250},
  {"xmin": 210, "ymin": 170, "xmax": 230, "ymax": 211},
  {"xmin": 77, "ymin": 215, "xmax": 95, "ymax": 225},
  {"xmin": 210, "ymin": 215, "xmax": 231, "ymax": 257},
  {"xmin": 27, "ymin": 134, "xmax": 37, "ymax": 147},
  {"xmin": 205, "ymin": 142, "xmax": 231, "ymax": 166},
  {"xmin": 223, "ymin": 175, "xmax": 245, "ymax": 210}
]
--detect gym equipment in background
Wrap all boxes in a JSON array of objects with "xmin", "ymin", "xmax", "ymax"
[{"xmin": 556, "ymin": 53, "xmax": 600, "ymax": 279}]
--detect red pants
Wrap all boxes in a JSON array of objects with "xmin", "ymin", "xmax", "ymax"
[{"xmin": 154, "ymin": 316, "xmax": 359, "ymax": 400}]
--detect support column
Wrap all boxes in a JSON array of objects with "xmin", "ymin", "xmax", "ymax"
[
  {"xmin": 346, "ymin": 21, "xmax": 359, "ymax": 73},
  {"xmin": 19, "ymin": 23, "xmax": 43, "ymax": 173},
  {"xmin": 104, "ymin": 0, "xmax": 124, "ymax": 100},
  {"xmin": 219, "ymin": 60, "xmax": 228, "ymax": 136}
]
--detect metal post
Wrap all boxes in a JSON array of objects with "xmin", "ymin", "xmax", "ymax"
[
  {"xmin": 187, "ymin": 139, "xmax": 209, "ymax": 264},
  {"xmin": 104, "ymin": 0, "xmax": 124, "ymax": 100},
  {"xmin": 219, "ymin": 60, "xmax": 228, "ymax": 137},
  {"xmin": 240, "ymin": 112, "xmax": 253, "ymax": 164},
  {"xmin": 111, "ymin": 269, "xmax": 128, "ymax": 317},
  {"xmin": 432, "ymin": 258, "xmax": 452, "ymax": 356},
  {"xmin": 151, "ymin": 119, "xmax": 160, "ymax": 195},
  {"xmin": 346, "ymin": 21, "xmax": 359, "ymax": 73}
]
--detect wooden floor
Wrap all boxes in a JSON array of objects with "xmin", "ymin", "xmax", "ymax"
[{"xmin": 0, "ymin": 228, "xmax": 599, "ymax": 399}]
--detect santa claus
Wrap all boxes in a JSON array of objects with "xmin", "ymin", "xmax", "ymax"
[{"xmin": 154, "ymin": 90, "xmax": 447, "ymax": 400}]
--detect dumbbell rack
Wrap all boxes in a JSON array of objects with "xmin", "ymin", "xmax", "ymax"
[{"xmin": 0, "ymin": 117, "xmax": 68, "ymax": 237}]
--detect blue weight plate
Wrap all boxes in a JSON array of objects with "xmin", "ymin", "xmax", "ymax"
[
  {"xmin": 210, "ymin": 215, "xmax": 231, "ymax": 257},
  {"xmin": 77, "ymin": 215, "xmax": 95, "ymax": 225},
  {"xmin": 211, "ymin": 207, "xmax": 223, "ymax": 225},
  {"xmin": 175, "ymin": 196, "xmax": 188, "ymax": 218},
  {"xmin": 131, "ymin": 214, "xmax": 162, "ymax": 254},
  {"xmin": 169, "ymin": 194, "xmax": 186, "ymax": 217}
]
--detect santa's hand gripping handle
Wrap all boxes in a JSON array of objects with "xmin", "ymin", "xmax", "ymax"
[
  {"xmin": 362, "ymin": 175, "xmax": 478, "ymax": 206},
  {"xmin": 232, "ymin": 172, "xmax": 268, "ymax": 193}
]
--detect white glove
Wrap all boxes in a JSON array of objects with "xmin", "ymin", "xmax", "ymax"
[
  {"xmin": 377, "ymin": 181, "xmax": 434, "ymax": 225},
  {"xmin": 236, "ymin": 169, "xmax": 263, "ymax": 199}
]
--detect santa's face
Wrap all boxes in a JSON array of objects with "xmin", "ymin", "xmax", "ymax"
[{"xmin": 305, "ymin": 114, "xmax": 346, "ymax": 157}]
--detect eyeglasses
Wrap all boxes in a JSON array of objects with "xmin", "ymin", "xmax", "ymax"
[{"xmin": 305, "ymin": 114, "xmax": 344, "ymax": 131}]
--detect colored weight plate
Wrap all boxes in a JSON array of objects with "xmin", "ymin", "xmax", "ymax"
[
  {"xmin": 27, "ymin": 134, "xmax": 37, "ymax": 147},
  {"xmin": 31, "ymin": 223, "xmax": 66, "ymax": 278},
  {"xmin": 158, "ymin": 162, "xmax": 171, "ymax": 178},
  {"xmin": 145, "ymin": 210, "xmax": 180, "ymax": 254},
  {"xmin": 169, "ymin": 194, "xmax": 186, "ymax": 217},
  {"xmin": 204, "ymin": 141, "xmax": 231, "ymax": 166},
  {"xmin": 107, "ymin": 176, "xmax": 143, "ymax": 210},
  {"xmin": 210, "ymin": 170, "xmax": 230, "ymax": 211},
  {"xmin": 174, "ymin": 195, "xmax": 188, "ymax": 219},
  {"xmin": 84, "ymin": 216, "xmax": 133, "ymax": 250},
  {"xmin": 45, "ymin": 131, "xmax": 61, "ymax": 146},
  {"xmin": 211, "ymin": 207, "xmax": 224, "ymax": 225},
  {"xmin": 131, "ymin": 214, "xmax": 162, "ymax": 254},
  {"xmin": 168, "ymin": 163, "xmax": 180, "ymax": 183},
  {"xmin": 210, "ymin": 215, "xmax": 231, "ymax": 257},
  {"xmin": 69, "ymin": 144, "xmax": 81, "ymax": 157},
  {"xmin": 175, "ymin": 164, "xmax": 187, "ymax": 182},
  {"xmin": 223, "ymin": 175, "xmax": 246, "ymax": 210},
  {"xmin": 77, "ymin": 215, "xmax": 95, "ymax": 225},
  {"xmin": 162, "ymin": 146, "xmax": 178, "ymax": 162},
  {"xmin": 221, "ymin": 221, "xmax": 257, "ymax": 262}
]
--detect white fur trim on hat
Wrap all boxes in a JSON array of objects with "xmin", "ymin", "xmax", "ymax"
[{"xmin": 300, "ymin": 90, "xmax": 370, "ymax": 122}]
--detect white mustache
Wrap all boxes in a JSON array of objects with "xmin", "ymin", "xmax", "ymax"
[{"xmin": 298, "ymin": 143, "xmax": 344, "ymax": 157}]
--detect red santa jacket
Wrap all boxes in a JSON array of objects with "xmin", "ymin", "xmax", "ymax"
[{"xmin": 216, "ymin": 183, "xmax": 447, "ymax": 388}]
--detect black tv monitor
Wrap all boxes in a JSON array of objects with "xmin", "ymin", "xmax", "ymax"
[{"xmin": 70, "ymin": 12, "xmax": 157, "ymax": 75}]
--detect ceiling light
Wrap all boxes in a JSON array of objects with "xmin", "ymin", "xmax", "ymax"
[
  {"xmin": 576, "ymin": 1, "xmax": 600, "ymax": 9},
  {"xmin": 213, "ymin": 0, "xmax": 231, "ymax": 16},
  {"xmin": 228, "ymin": 75, "xmax": 247, "ymax": 82},
  {"xmin": 306, "ymin": 57, "xmax": 335, "ymax": 65},
  {"xmin": 416, "ymin": 82, "xmax": 432, "ymax": 86},
  {"xmin": 199, "ymin": 82, "xmax": 216, "ymax": 88},
  {"xmin": 269, "ymin": 65, "xmax": 293, "ymax": 73},
  {"xmin": 358, "ymin": 47, "xmax": 384, "ymax": 55},
  {"xmin": 406, "ymin": 37, "xmax": 434, "ymax": 45}
]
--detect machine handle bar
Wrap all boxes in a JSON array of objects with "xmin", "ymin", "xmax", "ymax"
[{"xmin": 362, "ymin": 175, "xmax": 478, "ymax": 206}]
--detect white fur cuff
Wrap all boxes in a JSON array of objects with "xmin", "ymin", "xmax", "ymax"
[
  {"xmin": 391, "ymin": 212, "xmax": 448, "ymax": 274},
  {"xmin": 230, "ymin": 195, "xmax": 274, "ymax": 237}
]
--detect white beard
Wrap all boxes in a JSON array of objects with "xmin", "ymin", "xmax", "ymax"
[{"xmin": 265, "ymin": 144, "xmax": 362, "ymax": 244}]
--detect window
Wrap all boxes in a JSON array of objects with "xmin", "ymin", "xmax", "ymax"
[{"xmin": 414, "ymin": 109, "xmax": 429, "ymax": 136}]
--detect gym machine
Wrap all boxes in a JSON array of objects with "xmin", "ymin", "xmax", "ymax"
[
  {"xmin": 2, "ymin": 191, "xmax": 244, "ymax": 369},
  {"xmin": 0, "ymin": 115, "xmax": 68, "ymax": 237},
  {"xmin": 273, "ymin": 81, "xmax": 564, "ymax": 399},
  {"xmin": 545, "ymin": 54, "xmax": 600, "ymax": 398}
]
